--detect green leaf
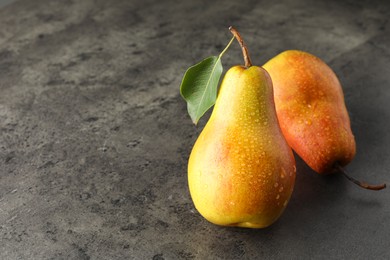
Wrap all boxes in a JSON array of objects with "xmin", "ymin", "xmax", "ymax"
[
  {"xmin": 180, "ymin": 56, "xmax": 223, "ymax": 124},
  {"xmin": 180, "ymin": 36, "xmax": 235, "ymax": 125}
]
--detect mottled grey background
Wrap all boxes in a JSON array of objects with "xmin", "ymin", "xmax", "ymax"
[
  {"xmin": 0, "ymin": 0, "xmax": 13, "ymax": 8},
  {"xmin": 1, "ymin": 0, "xmax": 389, "ymax": 259}
]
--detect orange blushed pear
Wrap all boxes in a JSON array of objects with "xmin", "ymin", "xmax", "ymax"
[{"xmin": 264, "ymin": 50, "xmax": 385, "ymax": 190}]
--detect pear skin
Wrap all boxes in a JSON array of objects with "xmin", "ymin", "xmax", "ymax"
[
  {"xmin": 263, "ymin": 50, "xmax": 356, "ymax": 174},
  {"xmin": 188, "ymin": 66, "xmax": 296, "ymax": 228}
]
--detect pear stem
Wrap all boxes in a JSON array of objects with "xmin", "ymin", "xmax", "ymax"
[
  {"xmin": 335, "ymin": 163, "xmax": 386, "ymax": 191},
  {"xmin": 229, "ymin": 26, "xmax": 252, "ymax": 68}
]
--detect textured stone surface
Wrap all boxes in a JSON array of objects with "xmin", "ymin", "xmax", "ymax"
[{"xmin": 1, "ymin": 0, "xmax": 389, "ymax": 259}]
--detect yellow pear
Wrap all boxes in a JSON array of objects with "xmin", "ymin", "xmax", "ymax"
[{"xmin": 188, "ymin": 28, "xmax": 296, "ymax": 228}]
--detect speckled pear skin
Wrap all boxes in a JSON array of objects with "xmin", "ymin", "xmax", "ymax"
[
  {"xmin": 263, "ymin": 50, "xmax": 356, "ymax": 174},
  {"xmin": 188, "ymin": 66, "xmax": 296, "ymax": 228}
]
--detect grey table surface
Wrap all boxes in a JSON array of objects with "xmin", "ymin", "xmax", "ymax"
[{"xmin": 1, "ymin": 0, "xmax": 390, "ymax": 259}]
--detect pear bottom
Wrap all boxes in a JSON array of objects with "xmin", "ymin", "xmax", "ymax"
[{"xmin": 188, "ymin": 155, "xmax": 295, "ymax": 228}]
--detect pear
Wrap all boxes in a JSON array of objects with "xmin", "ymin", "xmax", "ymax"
[
  {"xmin": 263, "ymin": 50, "xmax": 385, "ymax": 190},
  {"xmin": 188, "ymin": 28, "xmax": 296, "ymax": 228},
  {"xmin": 263, "ymin": 50, "xmax": 355, "ymax": 174}
]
